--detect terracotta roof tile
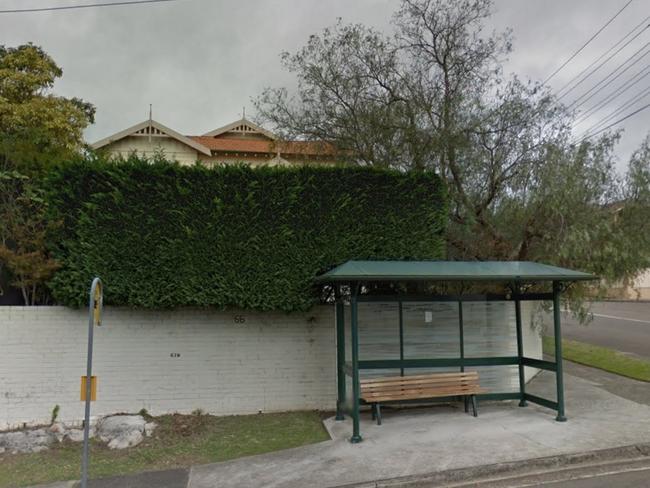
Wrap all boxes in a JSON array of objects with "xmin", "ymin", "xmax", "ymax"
[{"xmin": 189, "ymin": 136, "xmax": 338, "ymax": 157}]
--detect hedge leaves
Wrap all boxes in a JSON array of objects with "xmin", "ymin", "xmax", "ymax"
[{"xmin": 46, "ymin": 159, "xmax": 446, "ymax": 311}]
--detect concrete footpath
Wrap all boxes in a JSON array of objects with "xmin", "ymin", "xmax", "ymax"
[{"xmin": 34, "ymin": 368, "xmax": 650, "ymax": 488}]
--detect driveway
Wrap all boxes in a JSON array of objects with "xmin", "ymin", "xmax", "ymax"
[{"xmin": 562, "ymin": 301, "xmax": 650, "ymax": 360}]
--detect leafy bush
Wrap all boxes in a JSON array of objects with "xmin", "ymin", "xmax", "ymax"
[{"xmin": 46, "ymin": 158, "xmax": 446, "ymax": 311}]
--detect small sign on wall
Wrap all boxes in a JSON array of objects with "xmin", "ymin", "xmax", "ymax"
[{"xmin": 425, "ymin": 311, "xmax": 433, "ymax": 323}]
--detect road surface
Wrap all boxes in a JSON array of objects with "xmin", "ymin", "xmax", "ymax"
[
  {"xmin": 561, "ymin": 301, "xmax": 650, "ymax": 360},
  {"xmin": 542, "ymin": 467, "xmax": 650, "ymax": 487}
]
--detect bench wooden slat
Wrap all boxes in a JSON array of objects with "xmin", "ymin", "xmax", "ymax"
[
  {"xmin": 363, "ymin": 385, "xmax": 486, "ymax": 397},
  {"xmin": 363, "ymin": 388, "xmax": 486, "ymax": 403},
  {"xmin": 361, "ymin": 376, "xmax": 479, "ymax": 390},
  {"xmin": 362, "ymin": 386, "xmax": 485, "ymax": 399},
  {"xmin": 361, "ymin": 371, "xmax": 478, "ymax": 384},
  {"xmin": 363, "ymin": 384, "xmax": 479, "ymax": 395}
]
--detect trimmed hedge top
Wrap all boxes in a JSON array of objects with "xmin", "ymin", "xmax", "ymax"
[{"xmin": 46, "ymin": 159, "xmax": 446, "ymax": 311}]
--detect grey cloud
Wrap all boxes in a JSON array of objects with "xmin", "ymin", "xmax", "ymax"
[{"xmin": 0, "ymin": 0, "xmax": 646, "ymax": 169}]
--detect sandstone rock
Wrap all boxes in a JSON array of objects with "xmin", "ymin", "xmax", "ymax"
[
  {"xmin": 97, "ymin": 415, "xmax": 148, "ymax": 449},
  {"xmin": 97, "ymin": 415, "xmax": 146, "ymax": 443},
  {"xmin": 0, "ymin": 428, "xmax": 54, "ymax": 454},
  {"xmin": 144, "ymin": 422, "xmax": 157, "ymax": 437},
  {"xmin": 49, "ymin": 422, "xmax": 66, "ymax": 442},
  {"xmin": 65, "ymin": 429, "xmax": 85, "ymax": 443},
  {"xmin": 107, "ymin": 429, "xmax": 143, "ymax": 449}
]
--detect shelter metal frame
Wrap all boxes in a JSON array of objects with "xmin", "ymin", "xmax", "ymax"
[{"xmin": 320, "ymin": 261, "xmax": 597, "ymax": 443}]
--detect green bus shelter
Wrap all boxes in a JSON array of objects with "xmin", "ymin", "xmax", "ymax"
[{"xmin": 316, "ymin": 260, "xmax": 598, "ymax": 443}]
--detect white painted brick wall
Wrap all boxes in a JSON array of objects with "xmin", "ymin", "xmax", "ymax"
[
  {"xmin": 0, "ymin": 301, "xmax": 542, "ymax": 430},
  {"xmin": 0, "ymin": 306, "xmax": 336, "ymax": 430}
]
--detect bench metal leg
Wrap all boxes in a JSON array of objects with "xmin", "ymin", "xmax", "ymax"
[
  {"xmin": 376, "ymin": 404, "xmax": 382, "ymax": 425},
  {"xmin": 371, "ymin": 404, "xmax": 376, "ymax": 421},
  {"xmin": 464, "ymin": 397, "xmax": 469, "ymax": 413},
  {"xmin": 471, "ymin": 395, "xmax": 478, "ymax": 417}
]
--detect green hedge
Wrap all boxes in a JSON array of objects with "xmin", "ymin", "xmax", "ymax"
[{"xmin": 46, "ymin": 159, "xmax": 446, "ymax": 311}]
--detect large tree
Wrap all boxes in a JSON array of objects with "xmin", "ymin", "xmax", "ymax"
[
  {"xmin": 255, "ymin": 0, "xmax": 650, "ymax": 294},
  {"xmin": 0, "ymin": 44, "xmax": 95, "ymax": 304}
]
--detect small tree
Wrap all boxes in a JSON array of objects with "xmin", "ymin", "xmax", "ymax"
[
  {"xmin": 0, "ymin": 172, "xmax": 60, "ymax": 304},
  {"xmin": 0, "ymin": 44, "xmax": 94, "ymax": 304}
]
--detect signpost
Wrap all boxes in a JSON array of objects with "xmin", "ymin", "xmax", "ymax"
[{"xmin": 81, "ymin": 277, "xmax": 103, "ymax": 488}]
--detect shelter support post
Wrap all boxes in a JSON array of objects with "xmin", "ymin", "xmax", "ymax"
[
  {"xmin": 399, "ymin": 301, "xmax": 404, "ymax": 376},
  {"xmin": 459, "ymin": 301, "xmax": 468, "ymax": 412},
  {"xmin": 335, "ymin": 289, "xmax": 346, "ymax": 421},
  {"xmin": 514, "ymin": 284, "xmax": 527, "ymax": 407},
  {"xmin": 458, "ymin": 301, "xmax": 465, "ymax": 373},
  {"xmin": 553, "ymin": 281, "xmax": 567, "ymax": 422},
  {"xmin": 350, "ymin": 285, "xmax": 363, "ymax": 443}
]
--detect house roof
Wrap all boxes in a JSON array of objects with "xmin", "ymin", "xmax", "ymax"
[
  {"xmin": 190, "ymin": 136, "xmax": 338, "ymax": 156},
  {"xmin": 202, "ymin": 118, "xmax": 277, "ymax": 139},
  {"xmin": 316, "ymin": 260, "xmax": 598, "ymax": 283},
  {"xmin": 92, "ymin": 119, "xmax": 212, "ymax": 156},
  {"xmin": 92, "ymin": 117, "xmax": 338, "ymax": 158}
]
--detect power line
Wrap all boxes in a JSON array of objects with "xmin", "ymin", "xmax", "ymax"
[
  {"xmin": 574, "ymin": 63, "xmax": 650, "ymax": 122},
  {"xmin": 0, "ymin": 0, "xmax": 181, "ymax": 14},
  {"xmin": 576, "ymin": 65, "xmax": 650, "ymax": 123},
  {"xmin": 578, "ymin": 85, "xmax": 650, "ymax": 139},
  {"xmin": 578, "ymin": 101, "xmax": 650, "ymax": 142},
  {"xmin": 584, "ymin": 84, "xmax": 650, "ymax": 136},
  {"xmin": 543, "ymin": 0, "xmax": 634, "ymax": 84},
  {"xmin": 557, "ymin": 27, "xmax": 649, "ymax": 100},
  {"xmin": 555, "ymin": 16, "xmax": 650, "ymax": 98},
  {"xmin": 570, "ymin": 45, "xmax": 650, "ymax": 110},
  {"xmin": 567, "ymin": 41, "xmax": 650, "ymax": 108}
]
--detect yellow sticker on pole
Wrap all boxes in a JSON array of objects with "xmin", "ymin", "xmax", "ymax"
[
  {"xmin": 93, "ymin": 281, "xmax": 103, "ymax": 326},
  {"xmin": 80, "ymin": 376, "xmax": 97, "ymax": 402}
]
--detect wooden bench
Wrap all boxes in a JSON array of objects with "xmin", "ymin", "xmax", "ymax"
[{"xmin": 360, "ymin": 371, "xmax": 485, "ymax": 425}]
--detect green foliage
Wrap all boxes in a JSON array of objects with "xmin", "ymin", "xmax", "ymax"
[
  {"xmin": 0, "ymin": 44, "xmax": 94, "ymax": 304},
  {"xmin": 0, "ymin": 171, "xmax": 60, "ymax": 304},
  {"xmin": 138, "ymin": 408, "xmax": 151, "ymax": 420},
  {"xmin": 50, "ymin": 405, "xmax": 60, "ymax": 425},
  {"xmin": 254, "ymin": 0, "xmax": 650, "ymax": 318},
  {"xmin": 0, "ymin": 44, "xmax": 95, "ymax": 173},
  {"xmin": 45, "ymin": 158, "xmax": 446, "ymax": 311},
  {"xmin": 543, "ymin": 337, "xmax": 650, "ymax": 382}
]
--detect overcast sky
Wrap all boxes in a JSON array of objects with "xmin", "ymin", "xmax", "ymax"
[{"xmin": 1, "ymin": 0, "xmax": 648, "ymax": 171}]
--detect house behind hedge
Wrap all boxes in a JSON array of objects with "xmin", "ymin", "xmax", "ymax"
[{"xmin": 91, "ymin": 117, "xmax": 339, "ymax": 166}]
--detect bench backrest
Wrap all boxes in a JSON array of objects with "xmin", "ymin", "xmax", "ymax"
[{"xmin": 360, "ymin": 371, "xmax": 481, "ymax": 399}]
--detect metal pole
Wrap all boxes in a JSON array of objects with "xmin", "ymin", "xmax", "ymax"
[
  {"xmin": 350, "ymin": 284, "xmax": 362, "ymax": 443},
  {"xmin": 335, "ymin": 287, "xmax": 346, "ymax": 421},
  {"xmin": 81, "ymin": 277, "xmax": 102, "ymax": 488},
  {"xmin": 458, "ymin": 301, "xmax": 465, "ymax": 373},
  {"xmin": 514, "ymin": 283, "xmax": 527, "ymax": 407},
  {"xmin": 553, "ymin": 281, "xmax": 567, "ymax": 422},
  {"xmin": 398, "ymin": 301, "xmax": 404, "ymax": 376}
]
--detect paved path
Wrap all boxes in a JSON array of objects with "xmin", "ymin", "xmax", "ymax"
[
  {"xmin": 187, "ymin": 371, "xmax": 650, "ymax": 488},
  {"xmin": 562, "ymin": 301, "xmax": 650, "ymax": 360},
  {"xmin": 562, "ymin": 359, "xmax": 650, "ymax": 406}
]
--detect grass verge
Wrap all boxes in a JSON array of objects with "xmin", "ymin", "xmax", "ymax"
[
  {"xmin": 0, "ymin": 411, "xmax": 329, "ymax": 488},
  {"xmin": 543, "ymin": 337, "xmax": 650, "ymax": 382}
]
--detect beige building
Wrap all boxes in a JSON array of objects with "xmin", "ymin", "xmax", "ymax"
[
  {"xmin": 91, "ymin": 118, "xmax": 339, "ymax": 166},
  {"xmin": 604, "ymin": 270, "xmax": 650, "ymax": 300}
]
